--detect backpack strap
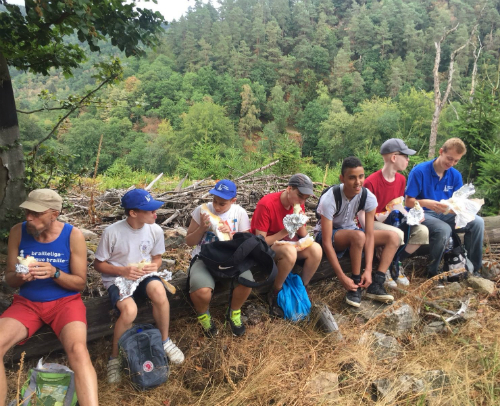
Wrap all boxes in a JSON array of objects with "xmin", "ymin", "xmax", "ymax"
[
  {"xmin": 235, "ymin": 236, "xmax": 278, "ymax": 288},
  {"xmin": 332, "ymin": 184, "xmax": 342, "ymax": 217},
  {"xmin": 357, "ymin": 187, "xmax": 368, "ymax": 213}
]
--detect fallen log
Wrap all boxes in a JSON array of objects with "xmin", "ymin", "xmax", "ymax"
[
  {"xmin": 484, "ymin": 215, "xmax": 500, "ymax": 244},
  {"xmin": 4, "ymin": 256, "xmax": 349, "ymax": 361}
]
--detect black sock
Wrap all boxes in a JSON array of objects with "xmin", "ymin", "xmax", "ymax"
[{"xmin": 351, "ymin": 274, "xmax": 361, "ymax": 284}]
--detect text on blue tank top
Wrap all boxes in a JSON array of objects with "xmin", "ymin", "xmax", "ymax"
[{"xmin": 19, "ymin": 222, "xmax": 77, "ymax": 302}]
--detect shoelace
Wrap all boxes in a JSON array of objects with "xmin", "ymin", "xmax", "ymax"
[
  {"xmin": 229, "ymin": 310, "xmax": 242, "ymax": 327},
  {"xmin": 198, "ymin": 313, "xmax": 213, "ymax": 330}
]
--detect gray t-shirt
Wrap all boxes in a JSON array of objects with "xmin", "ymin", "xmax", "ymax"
[
  {"xmin": 95, "ymin": 219, "xmax": 165, "ymax": 289},
  {"xmin": 314, "ymin": 184, "xmax": 378, "ymax": 232}
]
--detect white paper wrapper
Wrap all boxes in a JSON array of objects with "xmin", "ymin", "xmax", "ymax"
[
  {"xmin": 440, "ymin": 184, "xmax": 484, "ymax": 228},
  {"xmin": 16, "ymin": 253, "xmax": 37, "ymax": 274},
  {"xmin": 15, "ymin": 264, "xmax": 30, "ymax": 274},
  {"xmin": 406, "ymin": 201, "xmax": 425, "ymax": 226},
  {"xmin": 115, "ymin": 269, "xmax": 173, "ymax": 301},
  {"xmin": 283, "ymin": 213, "xmax": 309, "ymax": 239},
  {"xmin": 273, "ymin": 235, "xmax": 315, "ymax": 251}
]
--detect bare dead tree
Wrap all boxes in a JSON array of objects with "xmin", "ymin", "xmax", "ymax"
[
  {"xmin": 470, "ymin": 35, "xmax": 484, "ymax": 101},
  {"xmin": 428, "ymin": 23, "xmax": 478, "ymax": 158}
]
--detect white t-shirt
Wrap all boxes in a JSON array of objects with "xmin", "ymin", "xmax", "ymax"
[
  {"xmin": 190, "ymin": 202, "xmax": 251, "ymax": 258},
  {"xmin": 95, "ymin": 219, "xmax": 165, "ymax": 289},
  {"xmin": 314, "ymin": 185, "xmax": 378, "ymax": 232}
]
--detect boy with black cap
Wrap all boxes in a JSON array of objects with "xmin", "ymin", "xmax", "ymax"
[
  {"xmin": 364, "ymin": 138, "xmax": 429, "ymax": 287},
  {"xmin": 95, "ymin": 189, "xmax": 184, "ymax": 384},
  {"xmin": 185, "ymin": 179, "xmax": 252, "ymax": 337},
  {"xmin": 251, "ymin": 173, "xmax": 322, "ymax": 317}
]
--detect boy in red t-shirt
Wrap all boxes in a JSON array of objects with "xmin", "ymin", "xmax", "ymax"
[
  {"xmin": 251, "ymin": 174, "xmax": 322, "ymax": 317},
  {"xmin": 364, "ymin": 138, "xmax": 429, "ymax": 287}
]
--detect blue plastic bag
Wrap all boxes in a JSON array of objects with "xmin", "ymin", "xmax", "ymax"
[{"xmin": 277, "ymin": 273, "xmax": 311, "ymax": 322}]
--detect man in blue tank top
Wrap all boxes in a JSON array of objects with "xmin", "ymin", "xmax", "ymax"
[{"xmin": 1, "ymin": 189, "xmax": 98, "ymax": 406}]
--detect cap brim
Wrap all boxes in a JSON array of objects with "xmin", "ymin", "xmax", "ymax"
[
  {"xmin": 402, "ymin": 148, "xmax": 417, "ymax": 155},
  {"xmin": 297, "ymin": 186, "xmax": 314, "ymax": 195},
  {"xmin": 138, "ymin": 200, "xmax": 164, "ymax": 211},
  {"xmin": 209, "ymin": 188, "xmax": 236, "ymax": 200},
  {"xmin": 19, "ymin": 201, "xmax": 51, "ymax": 212}
]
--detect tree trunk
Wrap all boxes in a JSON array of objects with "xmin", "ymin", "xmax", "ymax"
[{"xmin": 0, "ymin": 52, "xmax": 25, "ymax": 234}]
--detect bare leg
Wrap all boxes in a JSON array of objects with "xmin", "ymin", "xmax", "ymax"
[
  {"xmin": 404, "ymin": 244, "xmax": 420, "ymax": 255},
  {"xmin": 146, "ymin": 280, "xmax": 170, "ymax": 342},
  {"xmin": 112, "ymin": 297, "xmax": 138, "ymax": 357},
  {"xmin": 190, "ymin": 287, "xmax": 213, "ymax": 314},
  {"xmin": 271, "ymin": 244, "xmax": 297, "ymax": 290},
  {"xmin": 333, "ymin": 230, "xmax": 366, "ymax": 276},
  {"xmin": 0, "ymin": 318, "xmax": 29, "ymax": 406},
  {"xmin": 296, "ymin": 242, "xmax": 322, "ymax": 286},
  {"xmin": 230, "ymin": 285, "xmax": 252, "ymax": 310},
  {"xmin": 59, "ymin": 321, "xmax": 98, "ymax": 406},
  {"xmin": 374, "ymin": 230, "xmax": 400, "ymax": 272}
]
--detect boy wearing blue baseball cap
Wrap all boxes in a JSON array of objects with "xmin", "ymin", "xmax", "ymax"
[
  {"xmin": 185, "ymin": 179, "xmax": 252, "ymax": 337},
  {"xmin": 95, "ymin": 189, "xmax": 184, "ymax": 384}
]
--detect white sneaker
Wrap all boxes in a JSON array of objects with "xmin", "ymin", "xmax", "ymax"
[
  {"xmin": 384, "ymin": 269, "xmax": 397, "ymax": 289},
  {"xmin": 163, "ymin": 339, "xmax": 185, "ymax": 365},
  {"xmin": 107, "ymin": 357, "xmax": 121, "ymax": 384},
  {"xmin": 396, "ymin": 266, "xmax": 410, "ymax": 286}
]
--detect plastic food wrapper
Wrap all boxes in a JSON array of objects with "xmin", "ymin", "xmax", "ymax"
[
  {"xmin": 440, "ymin": 184, "xmax": 484, "ymax": 228},
  {"xmin": 283, "ymin": 205, "xmax": 308, "ymax": 239},
  {"xmin": 375, "ymin": 196, "xmax": 408, "ymax": 223},
  {"xmin": 200, "ymin": 203, "xmax": 230, "ymax": 241},
  {"xmin": 16, "ymin": 251, "xmax": 37, "ymax": 274},
  {"xmin": 273, "ymin": 235, "xmax": 315, "ymax": 251},
  {"xmin": 406, "ymin": 201, "xmax": 425, "ymax": 226},
  {"xmin": 115, "ymin": 260, "xmax": 173, "ymax": 300}
]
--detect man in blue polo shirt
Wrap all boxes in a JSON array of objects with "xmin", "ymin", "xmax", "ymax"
[{"xmin": 405, "ymin": 138, "xmax": 484, "ymax": 277}]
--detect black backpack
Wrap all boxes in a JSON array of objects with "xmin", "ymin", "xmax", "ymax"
[
  {"xmin": 442, "ymin": 233, "xmax": 473, "ymax": 282},
  {"xmin": 315, "ymin": 184, "xmax": 368, "ymax": 221},
  {"xmin": 198, "ymin": 232, "xmax": 277, "ymax": 288},
  {"xmin": 118, "ymin": 324, "xmax": 169, "ymax": 391}
]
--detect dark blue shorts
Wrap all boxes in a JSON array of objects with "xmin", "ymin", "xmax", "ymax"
[
  {"xmin": 108, "ymin": 276, "xmax": 163, "ymax": 310},
  {"xmin": 315, "ymin": 227, "xmax": 364, "ymax": 259}
]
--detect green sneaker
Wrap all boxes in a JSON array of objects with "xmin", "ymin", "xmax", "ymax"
[
  {"xmin": 197, "ymin": 313, "xmax": 218, "ymax": 338},
  {"xmin": 226, "ymin": 308, "xmax": 246, "ymax": 336}
]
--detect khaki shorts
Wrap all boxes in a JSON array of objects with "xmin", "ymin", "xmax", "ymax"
[
  {"xmin": 374, "ymin": 221, "xmax": 429, "ymax": 245},
  {"xmin": 189, "ymin": 258, "xmax": 254, "ymax": 293}
]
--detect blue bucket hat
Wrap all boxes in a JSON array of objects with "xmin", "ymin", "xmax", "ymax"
[
  {"xmin": 209, "ymin": 179, "xmax": 237, "ymax": 200},
  {"xmin": 121, "ymin": 189, "xmax": 164, "ymax": 211}
]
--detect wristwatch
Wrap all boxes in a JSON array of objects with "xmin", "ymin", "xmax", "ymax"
[{"xmin": 53, "ymin": 268, "xmax": 61, "ymax": 279}]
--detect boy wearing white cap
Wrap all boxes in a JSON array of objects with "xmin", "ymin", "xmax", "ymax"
[{"xmin": 94, "ymin": 189, "xmax": 184, "ymax": 384}]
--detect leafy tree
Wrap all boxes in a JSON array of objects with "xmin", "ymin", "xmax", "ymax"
[
  {"xmin": 0, "ymin": 0, "xmax": 163, "ymax": 229},
  {"xmin": 266, "ymin": 84, "xmax": 290, "ymax": 133},
  {"xmin": 239, "ymin": 84, "xmax": 261, "ymax": 138}
]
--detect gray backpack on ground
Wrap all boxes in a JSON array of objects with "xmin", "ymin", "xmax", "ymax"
[
  {"xmin": 118, "ymin": 324, "xmax": 169, "ymax": 390},
  {"xmin": 9, "ymin": 361, "xmax": 77, "ymax": 406}
]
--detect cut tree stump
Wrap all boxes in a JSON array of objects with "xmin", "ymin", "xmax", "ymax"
[
  {"xmin": 3, "ymin": 256, "xmax": 351, "ymax": 361},
  {"xmin": 484, "ymin": 215, "xmax": 500, "ymax": 244}
]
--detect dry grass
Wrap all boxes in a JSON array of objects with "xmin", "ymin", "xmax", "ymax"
[{"xmin": 6, "ymin": 276, "xmax": 500, "ymax": 406}]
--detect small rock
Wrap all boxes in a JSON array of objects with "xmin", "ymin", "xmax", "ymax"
[
  {"xmin": 443, "ymin": 282, "xmax": 463, "ymax": 294},
  {"xmin": 244, "ymin": 303, "xmax": 268, "ymax": 325},
  {"xmin": 423, "ymin": 321, "xmax": 446, "ymax": 335},
  {"xmin": 164, "ymin": 228, "xmax": 187, "ymax": 249},
  {"xmin": 305, "ymin": 372, "xmax": 339, "ymax": 402},
  {"xmin": 80, "ymin": 228, "xmax": 98, "ymax": 240},
  {"xmin": 423, "ymin": 370, "xmax": 449, "ymax": 391},
  {"xmin": 360, "ymin": 331, "xmax": 402, "ymax": 360},
  {"xmin": 466, "ymin": 276, "xmax": 495, "ymax": 295},
  {"xmin": 57, "ymin": 215, "xmax": 71, "ymax": 222},
  {"xmin": 87, "ymin": 249, "xmax": 95, "ymax": 264},
  {"xmin": 379, "ymin": 304, "xmax": 418, "ymax": 337},
  {"xmin": 174, "ymin": 227, "xmax": 187, "ymax": 237},
  {"xmin": 101, "ymin": 189, "xmax": 122, "ymax": 205},
  {"xmin": 346, "ymin": 297, "xmax": 389, "ymax": 320},
  {"xmin": 373, "ymin": 375, "xmax": 424, "ymax": 403},
  {"xmin": 481, "ymin": 260, "xmax": 500, "ymax": 280}
]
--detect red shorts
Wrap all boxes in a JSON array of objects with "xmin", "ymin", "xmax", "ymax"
[{"xmin": 0, "ymin": 294, "xmax": 87, "ymax": 344}]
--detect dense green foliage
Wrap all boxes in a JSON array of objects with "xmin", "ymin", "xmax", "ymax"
[{"xmin": 7, "ymin": 0, "xmax": 500, "ymax": 213}]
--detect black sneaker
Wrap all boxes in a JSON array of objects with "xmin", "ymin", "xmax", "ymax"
[
  {"xmin": 268, "ymin": 289, "xmax": 285, "ymax": 318},
  {"xmin": 345, "ymin": 287, "xmax": 362, "ymax": 307},
  {"xmin": 366, "ymin": 272, "xmax": 394, "ymax": 303},
  {"xmin": 226, "ymin": 308, "xmax": 246, "ymax": 336},
  {"xmin": 197, "ymin": 313, "xmax": 218, "ymax": 338}
]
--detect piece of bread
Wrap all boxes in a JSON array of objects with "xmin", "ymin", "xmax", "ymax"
[
  {"xmin": 200, "ymin": 203, "xmax": 231, "ymax": 241},
  {"xmin": 385, "ymin": 196, "xmax": 404, "ymax": 212},
  {"xmin": 293, "ymin": 204, "xmax": 302, "ymax": 215},
  {"xmin": 17, "ymin": 255, "xmax": 37, "ymax": 266},
  {"xmin": 129, "ymin": 259, "xmax": 151, "ymax": 270}
]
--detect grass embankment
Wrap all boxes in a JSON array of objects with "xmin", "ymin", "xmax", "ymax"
[{"xmin": 6, "ymin": 271, "xmax": 500, "ymax": 405}]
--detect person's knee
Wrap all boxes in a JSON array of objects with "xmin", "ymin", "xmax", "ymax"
[
  {"xmin": 470, "ymin": 215, "xmax": 485, "ymax": 232},
  {"xmin": 388, "ymin": 231, "xmax": 401, "ymax": 247},
  {"xmin": 306, "ymin": 242, "xmax": 323, "ymax": 261},
  {"xmin": 118, "ymin": 302, "xmax": 138, "ymax": 323},
  {"xmin": 147, "ymin": 282, "xmax": 168, "ymax": 304},
  {"xmin": 66, "ymin": 341, "xmax": 90, "ymax": 365},
  {"xmin": 276, "ymin": 245, "xmax": 297, "ymax": 263},
  {"xmin": 350, "ymin": 230, "xmax": 365, "ymax": 248},
  {"xmin": 190, "ymin": 287, "xmax": 212, "ymax": 302}
]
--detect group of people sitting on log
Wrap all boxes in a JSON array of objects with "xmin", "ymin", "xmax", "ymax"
[{"xmin": 0, "ymin": 136, "xmax": 484, "ymax": 405}]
